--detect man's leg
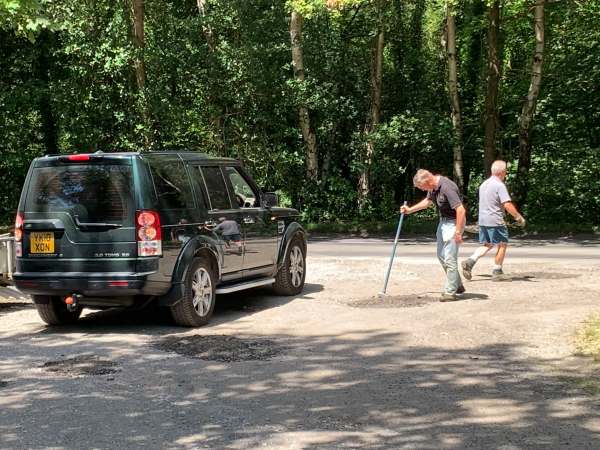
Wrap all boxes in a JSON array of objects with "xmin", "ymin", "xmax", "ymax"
[
  {"xmin": 462, "ymin": 244, "xmax": 493, "ymax": 280},
  {"xmin": 443, "ymin": 239, "xmax": 462, "ymax": 294},
  {"xmin": 436, "ymin": 222, "xmax": 446, "ymax": 270},
  {"xmin": 491, "ymin": 242, "xmax": 508, "ymax": 280},
  {"xmin": 462, "ymin": 226, "xmax": 494, "ymax": 280}
]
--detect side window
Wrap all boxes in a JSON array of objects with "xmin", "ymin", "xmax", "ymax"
[
  {"xmin": 149, "ymin": 160, "xmax": 194, "ymax": 210},
  {"xmin": 224, "ymin": 167, "xmax": 260, "ymax": 208},
  {"xmin": 201, "ymin": 166, "xmax": 232, "ymax": 210}
]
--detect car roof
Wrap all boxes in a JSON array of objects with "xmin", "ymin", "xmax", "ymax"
[{"xmin": 39, "ymin": 151, "xmax": 240, "ymax": 165}]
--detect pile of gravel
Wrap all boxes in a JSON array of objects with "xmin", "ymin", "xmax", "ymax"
[
  {"xmin": 154, "ymin": 334, "xmax": 285, "ymax": 362},
  {"xmin": 348, "ymin": 294, "xmax": 438, "ymax": 309},
  {"xmin": 41, "ymin": 355, "xmax": 119, "ymax": 377}
]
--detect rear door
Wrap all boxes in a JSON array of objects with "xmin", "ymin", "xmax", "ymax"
[
  {"xmin": 21, "ymin": 156, "xmax": 136, "ymax": 274},
  {"xmin": 222, "ymin": 166, "xmax": 277, "ymax": 276}
]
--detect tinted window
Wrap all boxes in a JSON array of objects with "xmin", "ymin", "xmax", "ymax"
[
  {"xmin": 25, "ymin": 164, "xmax": 133, "ymax": 223},
  {"xmin": 201, "ymin": 167, "xmax": 231, "ymax": 210},
  {"xmin": 224, "ymin": 167, "xmax": 259, "ymax": 208},
  {"xmin": 149, "ymin": 161, "xmax": 194, "ymax": 210}
]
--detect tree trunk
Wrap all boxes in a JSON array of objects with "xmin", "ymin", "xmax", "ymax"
[
  {"xmin": 483, "ymin": 0, "xmax": 501, "ymax": 176},
  {"xmin": 197, "ymin": 0, "xmax": 224, "ymax": 153},
  {"xmin": 130, "ymin": 0, "xmax": 152, "ymax": 148},
  {"xmin": 290, "ymin": 11, "xmax": 318, "ymax": 181},
  {"xmin": 358, "ymin": 15, "xmax": 385, "ymax": 213},
  {"xmin": 35, "ymin": 29, "xmax": 58, "ymax": 155},
  {"xmin": 514, "ymin": 0, "xmax": 546, "ymax": 207},
  {"xmin": 445, "ymin": 3, "xmax": 464, "ymax": 192},
  {"xmin": 197, "ymin": 0, "xmax": 216, "ymax": 52}
]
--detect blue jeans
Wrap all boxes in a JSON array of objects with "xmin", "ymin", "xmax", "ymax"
[{"xmin": 436, "ymin": 219, "xmax": 463, "ymax": 294}]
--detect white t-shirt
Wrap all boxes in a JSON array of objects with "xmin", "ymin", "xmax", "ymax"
[{"xmin": 478, "ymin": 176, "xmax": 512, "ymax": 226}]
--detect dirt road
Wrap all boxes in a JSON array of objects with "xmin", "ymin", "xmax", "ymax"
[{"xmin": 1, "ymin": 237, "xmax": 599, "ymax": 449}]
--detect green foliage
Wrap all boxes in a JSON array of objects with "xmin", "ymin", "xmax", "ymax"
[{"xmin": 0, "ymin": 0, "xmax": 599, "ymax": 227}]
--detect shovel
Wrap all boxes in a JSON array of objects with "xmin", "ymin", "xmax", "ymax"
[{"xmin": 379, "ymin": 201, "xmax": 408, "ymax": 297}]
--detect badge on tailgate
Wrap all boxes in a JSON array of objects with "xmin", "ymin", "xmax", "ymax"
[{"xmin": 30, "ymin": 232, "xmax": 55, "ymax": 254}]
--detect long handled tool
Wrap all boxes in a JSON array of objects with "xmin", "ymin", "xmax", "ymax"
[{"xmin": 379, "ymin": 201, "xmax": 408, "ymax": 296}]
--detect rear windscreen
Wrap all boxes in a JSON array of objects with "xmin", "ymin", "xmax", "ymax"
[{"xmin": 25, "ymin": 164, "xmax": 134, "ymax": 224}]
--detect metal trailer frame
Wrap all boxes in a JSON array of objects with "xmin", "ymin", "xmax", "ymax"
[{"xmin": 0, "ymin": 234, "xmax": 15, "ymax": 286}]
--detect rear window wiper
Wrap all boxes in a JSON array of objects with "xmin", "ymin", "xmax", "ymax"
[{"xmin": 74, "ymin": 215, "xmax": 122, "ymax": 231}]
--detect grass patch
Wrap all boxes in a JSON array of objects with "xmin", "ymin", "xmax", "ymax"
[{"xmin": 575, "ymin": 314, "xmax": 600, "ymax": 361}]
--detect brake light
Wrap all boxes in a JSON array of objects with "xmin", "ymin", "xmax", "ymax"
[
  {"xmin": 136, "ymin": 210, "xmax": 162, "ymax": 257},
  {"xmin": 14, "ymin": 212, "xmax": 23, "ymax": 257},
  {"xmin": 67, "ymin": 154, "xmax": 91, "ymax": 161}
]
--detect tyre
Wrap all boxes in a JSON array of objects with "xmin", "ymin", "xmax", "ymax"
[
  {"xmin": 273, "ymin": 237, "xmax": 306, "ymax": 296},
  {"xmin": 34, "ymin": 296, "xmax": 83, "ymax": 325},
  {"xmin": 170, "ymin": 258, "xmax": 216, "ymax": 327}
]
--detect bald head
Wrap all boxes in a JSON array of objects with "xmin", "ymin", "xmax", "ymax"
[{"xmin": 491, "ymin": 160, "xmax": 507, "ymax": 179}]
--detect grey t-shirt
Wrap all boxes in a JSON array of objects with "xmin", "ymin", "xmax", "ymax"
[
  {"xmin": 214, "ymin": 219, "xmax": 240, "ymax": 236},
  {"xmin": 426, "ymin": 176, "xmax": 463, "ymax": 220},
  {"xmin": 478, "ymin": 176, "xmax": 512, "ymax": 226}
]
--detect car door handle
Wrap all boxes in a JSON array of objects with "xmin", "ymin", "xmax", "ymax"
[{"xmin": 243, "ymin": 217, "xmax": 255, "ymax": 224}]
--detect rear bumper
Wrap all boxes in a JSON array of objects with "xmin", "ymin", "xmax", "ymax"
[{"xmin": 13, "ymin": 272, "xmax": 170, "ymax": 299}]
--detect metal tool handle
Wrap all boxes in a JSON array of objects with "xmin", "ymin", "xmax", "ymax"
[{"xmin": 380, "ymin": 201, "xmax": 408, "ymax": 296}]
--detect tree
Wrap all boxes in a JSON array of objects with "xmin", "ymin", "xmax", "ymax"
[
  {"xmin": 514, "ymin": 0, "xmax": 546, "ymax": 207},
  {"xmin": 483, "ymin": 0, "xmax": 501, "ymax": 175},
  {"xmin": 444, "ymin": 0, "xmax": 464, "ymax": 192},
  {"xmin": 358, "ymin": 0, "xmax": 385, "ymax": 213},
  {"xmin": 129, "ymin": 0, "xmax": 152, "ymax": 148},
  {"xmin": 289, "ymin": 8, "xmax": 319, "ymax": 180}
]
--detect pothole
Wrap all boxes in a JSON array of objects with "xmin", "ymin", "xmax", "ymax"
[
  {"xmin": 519, "ymin": 271, "xmax": 580, "ymax": 280},
  {"xmin": 348, "ymin": 294, "xmax": 439, "ymax": 308},
  {"xmin": 154, "ymin": 335, "xmax": 285, "ymax": 362},
  {"xmin": 41, "ymin": 355, "xmax": 119, "ymax": 377}
]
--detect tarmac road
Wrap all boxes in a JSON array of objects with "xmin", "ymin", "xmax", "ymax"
[{"xmin": 308, "ymin": 236, "xmax": 600, "ymax": 262}]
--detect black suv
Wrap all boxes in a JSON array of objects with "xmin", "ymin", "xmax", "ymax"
[{"xmin": 13, "ymin": 151, "xmax": 307, "ymax": 327}]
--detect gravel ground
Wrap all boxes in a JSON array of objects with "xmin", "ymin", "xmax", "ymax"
[{"xmin": 1, "ymin": 241, "xmax": 600, "ymax": 449}]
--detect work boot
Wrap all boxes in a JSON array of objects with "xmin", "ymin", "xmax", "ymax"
[
  {"xmin": 492, "ymin": 268, "xmax": 510, "ymax": 281},
  {"xmin": 461, "ymin": 259, "xmax": 475, "ymax": 281},
  {"xmin": 440, "ymin": 292, "xmax": 459, "ymax": 302}
]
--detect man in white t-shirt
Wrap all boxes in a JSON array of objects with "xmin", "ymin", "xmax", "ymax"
[{"xmin": 461, "ymin": 160, "xmax": 526, "ymax": 281}]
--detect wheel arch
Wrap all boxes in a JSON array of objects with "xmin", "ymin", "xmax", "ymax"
[{"xmin": 277, "ymin": 222, "xmax": 307, "ymax": 270}]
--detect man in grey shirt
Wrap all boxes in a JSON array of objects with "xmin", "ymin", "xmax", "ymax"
[{"xmin": 462, "ymin": 160, "xmax": 526, "ymax": 281}]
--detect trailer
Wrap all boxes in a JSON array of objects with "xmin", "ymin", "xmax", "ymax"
[{"xmin": 0, "ymin": 234, "xmax": 15, "ymax": 286}]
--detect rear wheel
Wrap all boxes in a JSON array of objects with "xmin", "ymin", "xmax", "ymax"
[
  {"xmin": 170, "ymin": 258, "xmax": 216, "ymax": 327},
  {"xmin": 34, "ymin": 296, "xmax": 83, "ymax": 325},
  {"xmin": 273, "ymin": 237, "xmax": 306, "ymax": 296}
]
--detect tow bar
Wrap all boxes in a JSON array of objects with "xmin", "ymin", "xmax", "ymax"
[{"xmin": 64, "ymin": 294, "xmax": 82, "ymax": 311}]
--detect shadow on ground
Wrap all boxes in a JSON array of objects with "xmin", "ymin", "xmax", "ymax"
[{"xmin": 1, "ymin": 321, "xmax": 598, "ymax": 448}]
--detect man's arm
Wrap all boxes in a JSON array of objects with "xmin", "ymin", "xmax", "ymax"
[
  {"xmin": 400, "ymin": 198, "xmax": 433, "ymax": 215},
  {"xmin": 503, "ymin": 201, "xmax": 526, "ymax": 226},
  {"xmin": 454, "ymin": 204, "xmax": 466, "ymax": 243}
]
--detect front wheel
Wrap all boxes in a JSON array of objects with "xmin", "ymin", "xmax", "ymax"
[
  {"xmin": 170, "ymin": 258, "xmax": 216, "ymax": 327},
  {"xmin": 34, "ymin": 296, "xmax": 82, "ymax": 325},
  {"xmin": 273, "ymin": 237, "xmax": 306, "ymax": 296}
]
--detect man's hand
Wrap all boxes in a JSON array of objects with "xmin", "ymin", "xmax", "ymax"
[
  {"xmin": 454, "ymin": 231, "xmax": 463, "ymax": 244},
  {"xmin": 400, "ymin": 205, "xmax": 411, "ymax": 215},
  {"xmin": 516, "ymin": 215, "xmax": 526, "ymax": 228}
]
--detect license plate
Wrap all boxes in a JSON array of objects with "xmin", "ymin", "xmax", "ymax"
[{"xmin": 30, "ymin": 232, "xmax": 55, "ymax": 254}]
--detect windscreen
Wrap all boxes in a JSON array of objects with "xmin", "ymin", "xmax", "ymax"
[{"xmin": 25, "ymin": 164, "xmax": 134, "ymax": 224}]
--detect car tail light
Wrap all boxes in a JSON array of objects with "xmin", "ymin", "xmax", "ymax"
[
  {"xmin": 14, "ymin": 212, "xmax": 23, "ymax": 257},
  {"xmin": 136, "ymin": 210, "xmax": 162, "ymax": 257},
  {"xmin": 67, "ymin": 154, "xmax": 90, "ymax": 161}
]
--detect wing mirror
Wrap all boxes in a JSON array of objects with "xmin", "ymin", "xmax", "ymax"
[{"xmin": 262, "ymin": 192, "xmax": 279, "ymax": 208}]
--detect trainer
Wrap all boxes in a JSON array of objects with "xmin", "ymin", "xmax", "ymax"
[
  {"xmin": 401, "ymin": 169, "xmax": 466, "ymax": 301},
  {"xmin": 461, "ymin": 160, "xmax": 526, "ymax": 281}
]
